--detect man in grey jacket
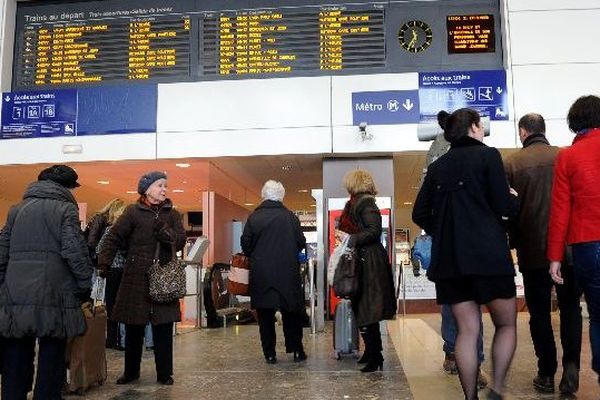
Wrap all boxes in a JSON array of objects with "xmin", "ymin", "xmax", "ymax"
[{"xmin": 0, "ymin": 164, "xmax": 93, "ymax": 400}]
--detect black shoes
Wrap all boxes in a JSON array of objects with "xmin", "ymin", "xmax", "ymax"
[
  {"xmin": 157, "ymin": 376, "xmax": 174, "ymax": 385},
  {"xmin": 485, "ymin": 389, "xmax": 502, "ymax": 400},
  {"xmin": 265, "ymin": 355, "xmax": 277, "ymax": 364},
  {"xmin": 559, "ymin": 363, "xmax": 579, "ymax": 394},
  {"xmin": 360, "ymin": 352, "xmax": 383, "ymax": 373},
  {"xmin": 357, "ymin": 351, "xmax": 370, "ymax": 364},
  {"xmin": 116, "ymin": 374, "xmax": 139, "ymax": 385},
  {"xmin": 533, "ymin": 374, "xmax": 554, "ymax": 393},
  {"xmin": 293, "ymin": 350, "xmax": 307, "ymax": 362}
]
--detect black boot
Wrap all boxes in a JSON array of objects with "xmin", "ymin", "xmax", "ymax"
[
  {"xmin": 360, "ymin": 352, "xmax": 383, "ymax": 373},
  {"xmin": 357, "ymin": 350, "xmax": 371, "ymax": 364}
]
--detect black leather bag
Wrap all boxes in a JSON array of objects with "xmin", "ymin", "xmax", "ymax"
[{"xmin": 333, "ymin": 247, "xmax": 359, "ymax": 298}]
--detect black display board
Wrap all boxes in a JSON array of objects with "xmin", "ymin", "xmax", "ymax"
[{"xmin": 12, "ymin": 0, "xmax": 502, "ymax": 90}]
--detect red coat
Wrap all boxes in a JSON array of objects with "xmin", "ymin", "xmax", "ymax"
[{"xmin": 548, "ymin": 128, "xmax": 600, "ymax": 261}]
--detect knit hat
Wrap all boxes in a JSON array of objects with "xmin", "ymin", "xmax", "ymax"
[
  {"xmin": 137, "ymin": 171, "xmax": 167, "ymax": 194},
  {"xmin": 38, "ymin": 165, "xmax": 80, "ymax": 188}
]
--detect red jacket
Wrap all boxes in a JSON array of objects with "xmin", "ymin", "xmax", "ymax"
[{"xmin": 548, "ymin": 128, "xmax": 600, "ymax": 261}]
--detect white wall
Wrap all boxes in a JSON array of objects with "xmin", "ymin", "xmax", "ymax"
[{"xmin": 507, "ymin": 0, "xmax": 600, "ymax": 146}]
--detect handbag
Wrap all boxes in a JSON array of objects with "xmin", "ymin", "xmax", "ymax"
[
  {"xmin": 412, "ymin": 234, "xmax": 432, "ymax": 270},
  {"xmin": 327, "ymin": 234, "xmax": 349, "ymax": 285},
  {"xmin": 147, "ymin": 242, "xmax": 186, "ymax": 303},
  {"xmin": 332, "ymin": 245, "xmax": 359, "ymax": 298},
  {"xmin": 228, "ymin": 253, "xmax": 250, "ymax": 296}
]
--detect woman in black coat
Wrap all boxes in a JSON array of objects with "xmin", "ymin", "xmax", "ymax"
[
  {"xmin": 412, "ymin": 108, "xmax": 518, "ymax": 400},
  {"xmin": 98, "ymin": 171, "xmax": 186, "ymax": 386},
  {"xmin": 241, "ymin": 180, "xmax": 306, "ymax": 364},
  {"xmin": 338, "ymin": 170, "xmax": 396, "ymax": 373}
]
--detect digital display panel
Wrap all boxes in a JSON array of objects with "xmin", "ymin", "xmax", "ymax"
[
  {"xmin": 15, "ymin": 16, "xmax": 191, "ymax": 86},
  {"xmin": 200, "ymin": 8, "xmax": 385, "ymax": 76},
  {"xmin": 446, "ymin": 14, "xmax": 495, "ymax": 54},
  {"xmin": 12, "ymin": 1, "xmax": 503, "ymax": 90}
]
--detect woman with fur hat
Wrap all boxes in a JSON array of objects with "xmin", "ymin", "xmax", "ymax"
[{"xmin": 98, "ymin": 171, "xmax": 185, "ymax": 386}]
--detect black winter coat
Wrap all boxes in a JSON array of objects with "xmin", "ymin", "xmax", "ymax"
[
  {"xmin": 98, "ymin": 199, "xmax": 186, "ymax": 325},
  {"xmin": 0, "ymin": 180, "xmax": 93, "ymax": 338},
  {"xmin": 241, "ymin": 200, "xmax": 306, "ymax": 312},
  {"xmin": 348, "ymin": 195, "xmax": 396, "ymax": 327},
  {"xmin": 412, "ymin": 136, "xmax": 518, "ymax": 281}
]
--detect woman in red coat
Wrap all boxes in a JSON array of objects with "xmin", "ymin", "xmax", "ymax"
[{"xmin": 548, "ymin": 95, "xmax": 600, "ymax": 387}]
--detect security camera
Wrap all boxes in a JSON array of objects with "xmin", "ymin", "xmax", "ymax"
[{"xmin": 359, "ymin": 122, "xmax": 372, "ymax": 141}]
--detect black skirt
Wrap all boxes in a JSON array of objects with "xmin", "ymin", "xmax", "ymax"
[{"xmin": 435, "ymin": 275, "xmax": 516, "ymax": 305}]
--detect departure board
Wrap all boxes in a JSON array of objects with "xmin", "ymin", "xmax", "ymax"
[
  {"xmin": 447, "ymin": 14, "xmax": 495, "ymax": 54},
  {"xmin": 200, "ymin": 8, "xmax": 385, "ymax": 76},
  {"xmin": 12, "ymin": 1, "xmax": 503, "ymax": 90},
  {"xmin": 15, "ymin": 16, "xmax": 191, "ymax": 86}
]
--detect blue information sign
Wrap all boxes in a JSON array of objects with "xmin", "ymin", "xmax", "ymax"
[
  {"xmin": 352, "ymin": 90, "xmax": 420, "ymax": 125},
  {"xmin": 418, "ymin": 70, "xmax": 508, "ymax": 121},
  {"xmin": 1, "ymin": 89, "xmax": 77, "ymax": 139}
]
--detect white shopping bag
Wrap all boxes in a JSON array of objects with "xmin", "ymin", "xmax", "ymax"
[{"xmin": 91, "ymin": 276, "xmax": 106, "ymax": 303}]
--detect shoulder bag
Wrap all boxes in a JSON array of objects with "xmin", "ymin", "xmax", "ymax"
[
  {"xmin": 332, "ymin": 244, "xmax": 359, "ymax": 298},
  {"xmin": 147, "ymin": 242, "xmax": 186, "ymax": 303}
]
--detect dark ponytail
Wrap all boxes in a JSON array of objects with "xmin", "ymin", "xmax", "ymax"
[
  {"xmin": 443, "ymin": 108, "xmax": 481, "ymax": 143},
  {"xmin": 437, "ymin": 110, "xmax": 449, "ymax": 131}
]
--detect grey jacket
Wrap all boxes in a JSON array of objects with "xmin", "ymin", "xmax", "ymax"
[{"xmin": 0, "ymin": 180, "xmax": 93, "ymax": 338}]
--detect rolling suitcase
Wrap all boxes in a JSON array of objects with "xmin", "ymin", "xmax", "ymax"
[
  {"xmin": 333, "ymin": 298, "xmax": 359, "ymax": 359},
  {"xmin": 65, "ymin": 301, "xmax": 107, "ymax": 395}
]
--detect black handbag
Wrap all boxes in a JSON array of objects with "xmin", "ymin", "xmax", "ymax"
[
  {"xmin": 333, "ymin": 246, "xmax": 359, "ymax": 298},
  {"xmin": 147, "ymin": 242, "xmax": 186, "ymax": 303}
]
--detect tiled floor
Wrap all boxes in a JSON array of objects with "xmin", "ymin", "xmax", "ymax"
[{"xmin": 64, "ymin": 312, "xmax": 599, "ymax": 399}]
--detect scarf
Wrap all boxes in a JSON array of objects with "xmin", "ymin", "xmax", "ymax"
[{"xmin": 338, "ymin": 195, "xmax": 360, "ymax": 234}]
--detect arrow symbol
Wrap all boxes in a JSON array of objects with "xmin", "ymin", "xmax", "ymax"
[
  {"xmin": 402, "ymin": 99, "xmax": 414, "ymax": 111},
  {"xmin": 4, "ymin": 96, "xmax": 10, "ymax": 102},
  {"xmin": 496, "ymin": 87, "xmax": 503, "ymax": 94}
]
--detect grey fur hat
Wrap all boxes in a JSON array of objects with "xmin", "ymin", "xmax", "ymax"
[{"xmin": 137, "ymin": 171, "xmax": 167, "ymax": 194}]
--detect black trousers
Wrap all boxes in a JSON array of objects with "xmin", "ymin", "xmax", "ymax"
[
  {"xmin": 522, "ymin": 266, "xmax": 582, "ymax": 377},
  {"xmin": 256, "ymin": 308, "xmax": 304, "ymax": 358},
  {"xmin": 105, "ymin": 268, "xmax": 123, "ymax": 348},
  {"xmin": 360, "ymin": 323, "xmax": 382, "ymax": 355},
  {"xmin": 124, "ymin": 323, "xmax": 173, "ymax": 381},
  {"xmin": 1, "ymin": 336, "xmax": 66, "ymax": 400}
]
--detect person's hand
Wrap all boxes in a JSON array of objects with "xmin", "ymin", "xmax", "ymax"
[
  {"xmin": 509, "ymin": 187, "xmax": 518, "ymax": 197},
  {"xmin": 549, "ymin": 261, "xmax": 563, "ymax": 285}
]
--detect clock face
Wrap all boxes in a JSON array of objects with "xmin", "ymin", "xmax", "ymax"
[{"xmin": 398, "ymin": 20, "xmax": 433, "ymax": 53}]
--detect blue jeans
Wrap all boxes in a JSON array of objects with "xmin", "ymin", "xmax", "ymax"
[
  {"xmin": 572, "ymin": 241, "xmax": 600, "ymax": 374},
  {"xmin": 441, "ymin": 304, "xmax": 484, "ymax": 363},
  {"xmin": 119, "ymin": 323, "xmax": 154, "ymax": 348}
]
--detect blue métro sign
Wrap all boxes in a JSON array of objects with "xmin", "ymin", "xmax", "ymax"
[
  {"xmin": 1, "ymin": 89, "xmax": 77, "ymax": 139},
  {"xmin": 352, "ymin": 90, "xmax": 420, "ymax": 125}
]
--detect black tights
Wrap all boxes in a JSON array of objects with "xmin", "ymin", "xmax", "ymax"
[{"xmin": 452, "ymin": 297, "xmax": 516, "ymax": 400}]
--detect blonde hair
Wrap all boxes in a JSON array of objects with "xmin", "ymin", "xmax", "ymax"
[
  {"xmin": 98, "ymin": 198, "xmax": 127, "ymax": 225},
  {"xmin": 343, "ymin": 169, "xmax": 378, "ymax": 196}
]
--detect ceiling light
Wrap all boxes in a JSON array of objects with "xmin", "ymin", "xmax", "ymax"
[
  {"xmin": 97, "ymin": 180, "xmax": 110, "ymax": 185},
  {"xmin": 182, "ymin": 180, "xmax": 188, "ymax": 184},
  {"xmin": 244, "ymin": 203, "xmax": 255, "ymax": 206},
  {"xmin": 310, "ymin": 204, "xmax": 316, "ymax": 207},
  {"xmin": 281, "ymin": 164, "xmax": 292, "ymax": 171},
  {"xmin": 126, "ymin": 191, "xmax": 137, "ymax": 194},
  {"xmin": 403, "ymin": 202, "xmax": 413, "ymax": 205},
  {"xmin": 62, "ymin": 144, "xmax": 83, "ymax": 154},
  {"xmin": 298, "ymin": 189, "xmax": 308, "ymax": 193},
  {"xmin": 172, "ymin": 189, "xmax": 184, "ymax": 193},
  {"xmin": 175, "ymin": 163, "xmax": 191, "ymax": 168}
]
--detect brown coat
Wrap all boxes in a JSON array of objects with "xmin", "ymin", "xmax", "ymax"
[
  {"xmin": 97, "ymin": 199, "xmax": 186, "ymax": 325},
  {"xmin": 504, "ymin": 134, "xmax": 559, "ymax": 270}
]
